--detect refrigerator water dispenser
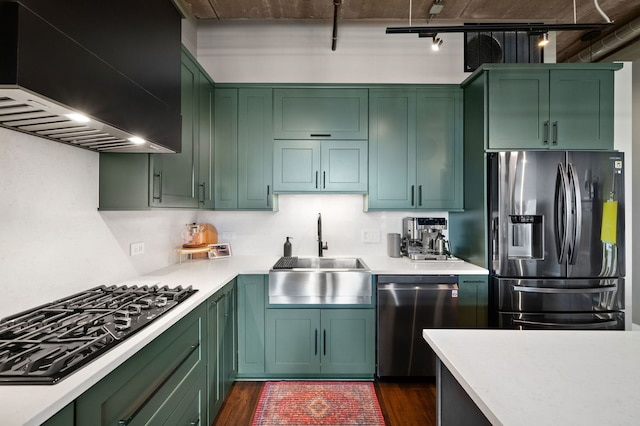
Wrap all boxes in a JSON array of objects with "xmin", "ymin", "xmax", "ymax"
[{"xmin": 508, "ymin": 215, "xmax": 544, "ymax": 259}]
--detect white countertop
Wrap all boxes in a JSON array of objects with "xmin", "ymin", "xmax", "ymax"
[
  {"xmin": 423, "ymin": 329, "xmax": 640, "ymax": 426},
  {"xmin": 0, "ymin": 255, "xmax": 486, "ymax": 426}
]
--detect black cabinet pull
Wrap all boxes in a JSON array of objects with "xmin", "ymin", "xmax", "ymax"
[
  {"xmin": 266, "ymin": 185, "xmax": 271, "ymax": 208},
  {"xmin": 543, "ymin": 121, "xmax": 549, "ymax": 145},
  {"xmin": 552, "ymin": 121, "xmax": 558, "ymax": 145},
  {"xmin": 323, "ymin": 329, "xmax": 326, "ymax": 356},
  {"xmin": 199, "ymin": 182, "xmax": 206, "ymax": 204},
  {"xmin": 315, "ymin": 329, "xmax": 318, "ymax": 355},
  {"xmin": 411, "ymin": 185, "xmax": 415, "ymax": 206},
  {"xmin": 315, "ymin": 171, "xmax": 319, "ymax": 189},
  {"xmin": 323, "ymin": 171, "xmax": 326, "ymax": 189},
  {"xmin": 418, "ymin": 185, "xmax": 423, "ymax": 206},
  {"xmin": 310, "ymin": 133, "xmax": 331, "ymax": 137}
]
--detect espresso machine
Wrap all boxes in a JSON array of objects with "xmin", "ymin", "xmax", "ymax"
[{"xmin": 401, "ymin": 217, "xmax": 450, "ymax": 260}]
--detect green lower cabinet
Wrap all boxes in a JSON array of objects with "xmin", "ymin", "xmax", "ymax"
[
  {"xmin": 458, "ymin": 275, "xmax": 489, "ymax": 328},
  {"xmin": 237, "ymin": 275, "xmax": 267, "ymax": 376},
  {"xmin": 75, "ymin": 303, "xmax": 207, "ymax": 426},
  {"xmin": 265, "ymin": 308, "xmax": 375, "ymax": 377},
  {"xmin": 42, "ymin": 403, "xmax": 74, "ymax": 426},
  {"xmin": 207, "ymin": 280, "xmax": 237, "ymax": 423}
]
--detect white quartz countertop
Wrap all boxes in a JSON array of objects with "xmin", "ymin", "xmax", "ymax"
[
  {"xmin": 0, "ymin": 255, "xmax": 486, "ymax": 425},
  {"xmin": 423, "ymin": 329, "xmax": 640, "ymax": 426}
]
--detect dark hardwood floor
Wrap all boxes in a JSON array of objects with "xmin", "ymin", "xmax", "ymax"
[{"xmin": 212, "ymin": 380, "xmax": 436, "ymax": 425}]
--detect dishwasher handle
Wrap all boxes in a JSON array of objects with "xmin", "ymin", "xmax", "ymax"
[{"xmin": 378, "ymin": 283, "xmax": 458, "ymax": 291}]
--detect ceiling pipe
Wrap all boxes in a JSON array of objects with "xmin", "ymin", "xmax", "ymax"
[
  {"xmin": 332, "ymin": 0, "xmax": 342, "ymax": 51},
  {"xmin": 568, "ymin": 15, "xmax": 640, "ymax": 62}
]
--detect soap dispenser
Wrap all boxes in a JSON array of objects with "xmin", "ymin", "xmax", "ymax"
[{"xmin": 284, "ymin": 237, "xmax": 292, "ymax": 257}]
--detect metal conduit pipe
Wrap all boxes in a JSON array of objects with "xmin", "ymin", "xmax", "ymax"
[
  {"xmin": 331, "ymin": 0, "xmax": 342, "ymax": 51},
  {"xmin": 568, "ymin": 15, "xmax": 640, "ymax": 62}
]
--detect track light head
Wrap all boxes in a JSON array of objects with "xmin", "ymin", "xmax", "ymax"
[
  {"xmin": 538, "ymin": 33, "xmax": 549, "ymax": 47},
  {"xmin": 432, "ymin": 36, "xmax": 443, "ymax": 51}
]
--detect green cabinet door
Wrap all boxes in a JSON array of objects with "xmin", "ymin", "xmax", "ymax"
[
  {"xmin": 273, "ymin": 140, "xmax": 321, "ymax": 192},
  {"xmin": 265, "ymin": 309, "xmax": 321, "ymax": 374},
  {"xmin": 197, "ymin": 71, "xmax": 215, "ymax": 209},
  {"xmin": 237, "ymin": 275, "xmax": 266, "ymax": 375},
  {"xmin": 486, "ymin": 66, "xmax": 617, "ymax": 150},
  {"xmin": 549, "ymin": 69, "xmax": 615, "ymax": 150},
  {"xmin": 214, "ymin": 89, "xmax": 239, "ymax": 209},
  {"xmin": 368, "ymin": 88, "xmax": 416, "ymax": 209},
  {"xmin": 221, "ymin": 281, "xmax": 237, "ymax": 399},
  {"xmin": 273, "ymin": 88, "xmax": 368, "ymax": 140},
  {"xmin": 487, "ymin": 70, "xmax": 550, "ymax": 150},
  {"xmin": 238, "ymin": 88, "xmax": 274, "ymax": 209},
  {"xmin": 321, "ymin": 140, "xmax": 368, "ymax": 192},
  {"xmin": 416, "ymin": 88, "xmax": 463, "ymax": 210},
  {"xmin": 207, "ymin": 293, "xmax": 222, "ymax": 420},
  {"xmin": 320, "ymin": 309, "xmax": 375, "ymax": 375},
  {"xmin": 458, "ymin": 275, "xmax": 489, "ymax": 328},
  {"xmin": 149, "ymin": 50, "xmax": 200, "ymax": 208}
]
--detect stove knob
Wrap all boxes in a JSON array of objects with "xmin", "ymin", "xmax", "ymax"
[
  {"xmin": 156, "ymin": 296, "xmax": 168, "ymax": 307},
  {"xmin": 114, "ymin": 311, "xmax": 132, "ymax": 331},
  {"xmin": 128, "ymin": 304, "xmax": 142, "ymax": 316}
]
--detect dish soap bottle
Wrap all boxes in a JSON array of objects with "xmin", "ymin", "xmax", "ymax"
[{"xmin": 284, "ymin": 237, "xmax": 292, "ymax": 257}]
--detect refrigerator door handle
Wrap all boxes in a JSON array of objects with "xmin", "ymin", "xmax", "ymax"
[
  {"xmin": 554, "ymin": 163, "xmax": 571, "ymax": 263},
  {"xmin": 512, "ymin": 285, "xmax": 617, "ymax": 294},
  {"xmin": 512, "ymin": 318, "xmax": 620, "ymax": 329},
  {"xmin": 567, "ymin": 163, "xmax": 582, "ymax": 265}
]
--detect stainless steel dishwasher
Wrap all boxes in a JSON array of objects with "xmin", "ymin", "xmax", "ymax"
[{"xmin": 377, "ymin": 275, "xmax": 458, "ymax": 377}]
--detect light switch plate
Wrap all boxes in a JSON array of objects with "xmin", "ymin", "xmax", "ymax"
[
  {"xmin": 361, "ymin": 230, "xmax": 380, "ymax": 243},
  {"xmin": 130, "ymin": 242, "xmax": 145, "ymax": 256}
]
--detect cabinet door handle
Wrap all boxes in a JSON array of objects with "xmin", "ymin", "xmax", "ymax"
[
  {"xmin": 552, "ymin": 121, "xmax": 558, "ymax": 145},
  {"xmin": 199, "ymin": 182, "xmax": 206, "ymax": 204},
  {"xmin": 118, "ymin": 343, "xmax": 199, "ymax": 425},
  {"xmin": 315, "ymin": 329, "xmax": 318, "ymax": 355},
  {"xmin": 543, "ymin": 121, "xmax": 549, "ymax": 145},
  {"xmin": 266, "ymin": 185, "xmax": 271, "ymax": 208},
  {"xmin": 310, "ymin": 133, "xmax": 331, "ymax": 138},
  {"xmin": 418, "ymin": 185, "xmax": 423, "ymax": 206},
  {"xmin": 411, "ymin": 185, "xmax": 415, "ymax": 206},
  {"xmin": 315, "ymin": 171, "xmax": 319, "ymax": 189},
  {"xmin": 323, "ymin": 329, "xmax": 327, "ymax": 356},
  {"xmin": 323, "ymin": 171, "xmax": 326, "ymax": 189},
  {"xmin": 153, "ymin": 172, "xmax": 163, "ymax": 202}
]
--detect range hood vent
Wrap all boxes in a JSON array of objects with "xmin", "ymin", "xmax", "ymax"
[
  {"xmin": 0, "ymin": 1, "xmax": 182, "ymax": 154},
  {"xmin": 0, "ymin": 90, "xmax": 172, "ymax": 152}
]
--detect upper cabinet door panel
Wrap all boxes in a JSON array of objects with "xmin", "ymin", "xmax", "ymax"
[
  {"xmin": 487, "ymin": 70, "xmax": 550, "ymax": 150},
  {"xmin": 274, "ymin": 88, "xmax": 368, "ymax": 140},
  {"xmin": 321, "ymin": 140, "xmax": 368, "ymax": 193},
  {"xmin": 549, "ymin": 70, "xmax": 615, "ymax": 150}
]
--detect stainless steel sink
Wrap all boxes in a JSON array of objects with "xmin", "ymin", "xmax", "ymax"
[{"xmin": 268, "ymin": 257, "xmax": 372, "ymax": 305}]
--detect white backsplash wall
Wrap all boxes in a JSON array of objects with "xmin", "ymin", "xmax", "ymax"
[
  {"xmin": 0, "ymin": 128, "xmax": 196, "ymax": 318},
  {"xmin": 197, "ymin": 194, "xmax": 447, "ymax": 257}
]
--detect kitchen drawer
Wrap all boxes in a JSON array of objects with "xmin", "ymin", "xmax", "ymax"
[{"xmin": 75, "ymin": 303, "xmax": 206, "ymax": 426}]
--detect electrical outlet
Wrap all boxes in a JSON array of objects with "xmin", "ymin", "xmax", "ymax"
[
  {"xmin": 362, "ymin": 230, "xmax": 380, "ymax": 243},
  {"xmin": 130, "ymin": 242, "xmax": 145, "ymax": 256},
  {"xmin": 220, "ymin": 232, "xmax": 236, "ymax": 240}
]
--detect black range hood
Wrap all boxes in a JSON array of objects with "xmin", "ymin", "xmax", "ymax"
[{"xmin": 0, "ymin": 1, "xmax": 182, "ymax": 153}]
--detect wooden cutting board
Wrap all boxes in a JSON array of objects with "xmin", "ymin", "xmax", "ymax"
[{"xmin": 192, "ymin": 223, "xmax": 218, "ymax": 259}]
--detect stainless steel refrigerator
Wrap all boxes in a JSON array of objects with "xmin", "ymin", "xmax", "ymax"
[{"xmin": 488, "ymin": 151, "xmax": 625, "ymax": 329}]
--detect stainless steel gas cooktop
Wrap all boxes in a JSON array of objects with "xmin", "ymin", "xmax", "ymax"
[{"xmin": 0, "ymin": 284, "xmax": 196, "ymax": 384}]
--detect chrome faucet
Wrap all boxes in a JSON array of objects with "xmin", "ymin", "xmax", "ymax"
[{"xmin": 317, "ymin": 213, "xmax": 328, "ymax": 257}]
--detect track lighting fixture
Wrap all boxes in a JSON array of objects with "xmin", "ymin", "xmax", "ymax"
[
  {"xmin": 432, "ymin": 36, "xmax": 443, "ymax": 51},
  {"xmin": 538, "ymin": 33, "xmax": 549, "ymax": 47}
]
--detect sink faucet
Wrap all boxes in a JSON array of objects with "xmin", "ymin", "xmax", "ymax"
[{"xmin": 317, "ymin": 213, "xmax": 328, "ymax": 257}]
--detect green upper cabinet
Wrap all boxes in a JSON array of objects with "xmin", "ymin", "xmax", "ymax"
[
  {"xmin": 213, "ymin": 87, "xmax": 274, "ymax": 210},
  {"xmin": 99, "ymin": 47, "xmax": 214, "ymax": 210},
  {"xmin": 238, "ymin": 88, "xmax": 274, "ymax": 209},
  {"xmin": 474, "ymin": 64, "xmax": 621, "ymax": 150},
  {"xmin": 273, "ymin": 139, "xmax": 368, "ymax": 193},
  {"xmin": 151, "ymin": 49, "xmax": 214, "ymax": 208},
  {"xmin": 368, "ymin": 86, "xmax": 463, "ymax": 210},
  {"xmin": 214, "ymin": 88, "xmax": 238, "ymax": 209},
  {"xmin": 273, "ymin": 88, "xmax": 368, "ymax": 140}
]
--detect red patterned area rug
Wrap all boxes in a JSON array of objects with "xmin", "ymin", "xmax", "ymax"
[{"xmin": 252, "ymin": 381, "xmax": 386, "ymax": 425}]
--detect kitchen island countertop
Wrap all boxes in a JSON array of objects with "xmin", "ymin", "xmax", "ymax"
[
  {"xmin": 423, "ymin": 329, "xmax": 640, "ymax": 425},
  {"xmin": 0, "ymin": 254, "xmax": 486, "ymax": 426}
]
